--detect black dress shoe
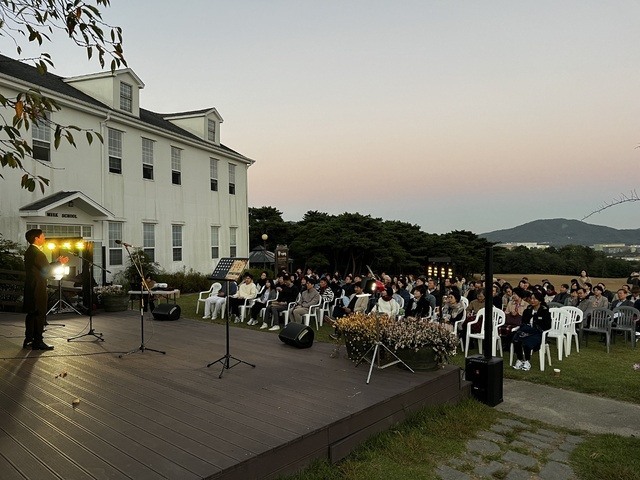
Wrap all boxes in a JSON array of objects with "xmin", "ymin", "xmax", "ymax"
[
  {"xmin": 32, "ymin": 342, "xmax": 54, "ymax": 351},
  {"xmin": 23, "ymin": 339, "xmax": 33, "ymax": 349}
]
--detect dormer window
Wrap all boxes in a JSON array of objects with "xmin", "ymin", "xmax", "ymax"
[
  {"xmin": 120, "ymin": 82, "xmax": 133, "ymax": 112},
  {"xmin": 207, "ymin": 119, "xmax": 216, "ymax": 142}
]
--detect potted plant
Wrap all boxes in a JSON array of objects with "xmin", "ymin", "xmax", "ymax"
[
  {"xmin": 385, "ymin": 317, "xmax": 458, "ymax": 370},
  {"xmin": 96, "ymin": 285, "xmax": 130, "ymax": 312},
  {"xmin": 333, "ymin": 312, "xmax": 393, "ymax": 361}
]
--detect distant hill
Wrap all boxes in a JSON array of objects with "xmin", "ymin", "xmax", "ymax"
[{"xmin": 480, "ymin": 219, "xmax": 640, "ymax": 247}]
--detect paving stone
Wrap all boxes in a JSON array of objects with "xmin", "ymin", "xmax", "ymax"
[
  {"xmin": 498, "ymin": 418, "xmax": 529, "ymax": 429},
  {"xmin": 539, "ymin": 460, "xmax": 576, "ymax": 480},
  {"xmin": 520, "ymin": 431, "xmax": 556, "ymax": 444},
  {"xmin": 491, "ymin": 424, "xmax": 513, "ymax": 434},
  {"xmin": 477, "ymin": 430, "xmax": 507, "ymax": 444},
  {"xmin": 548, "ymin": 449, "xmax": 571, "ymax": 463},
  {"xmin": 435, "ymin": 464, "xmax": 473, "ymax": 480},
  {"xmin": 502, "ymin": 450, "xmax": 538, "ymax": 469},
  {"xmin": 565, "ymin": 434, "xmax": 585, "ymax": 444},
  {"xmin": 473, "ymin": 460, "xmax": 505, "ymax": 477},
  {"xmin": 516, "ymin": 434, "xmax": 550, "ymax": 451},
  {"xmin": 535, "ymin": 427, "xmax": 559, "ymax": 438},
  {"xmin": 466, "ymin": 439, "xmax": 501, "ymax": 455},
  {"xmin": 504, "ymin": 467, "xmax": 532, "ymax": 480},
  {"xmin": 464, "ymin": 452, "xmax": 482, "ymax": 464},
  {"xmin": 558, "ymin": 441, "xmax": 578, "ymax": 453},
  {"xmin": 449, "ymin": 458, "xmax": 468, "ymax": 467},
  {"xmin": 510, "ymin": 440, "xmax": 541, "ymax": 456}
]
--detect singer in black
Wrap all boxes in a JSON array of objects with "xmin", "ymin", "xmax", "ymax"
[{"xmin": 23, "ymin": 228, "xmax": 68, "ymax": 350}]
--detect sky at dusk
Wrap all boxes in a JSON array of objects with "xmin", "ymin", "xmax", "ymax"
[{"xmin": 3, "ymin": 1, "xmax": 639, "ymax": 234}]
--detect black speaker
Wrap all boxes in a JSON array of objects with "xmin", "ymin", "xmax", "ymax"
[
  {"xmin": 152, "ymin": 303, "xmax": 181, "ymax": 321},
  {"xmin": 278, "ymin": 322, "xmax": 314, "ymax": 348},
  {"xmin": 465, "ymin": 354, "xmax": 503, "ymax": 406}
]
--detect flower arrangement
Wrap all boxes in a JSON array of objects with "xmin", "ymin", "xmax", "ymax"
[
  {"xmin": 95, "ymin": 285, "xmax": 128, "ymax": 298},
  {"xmin": 333, "ymin": 312, "xmax": 393, "ymax": 360},
  {"xmin": 385, "ymin": 316, "xmax": 458, "ymax": 366}
]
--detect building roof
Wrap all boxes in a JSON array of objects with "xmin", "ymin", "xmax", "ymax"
[
  {"xmin": 0, "ymin": 54, "xmax": 247, "ymax": 159},
  {"xmin": 19, "ymin": 191, "xmax": 114, "ymax": 218}
]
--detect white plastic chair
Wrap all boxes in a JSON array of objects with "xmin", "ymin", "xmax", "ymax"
[
  {"xmin": 561, "ymin": 306, "xmax": 583, "ymax": 356},
  {"xmin": 509, "ymin": 328, "xmax": 553, "ymax": 371},
  {"xmin": 452, "ymin": 307, "xmax": 468, "ymax": 352},
  {"xmin": 302, "ymin": 298, "xmax": 324, "ymax": 329},
  {"xmin": 464, "ymin": 307, "xmax": 505, "ymax": 357},
  {"xmin": 238, "ymin": 297, "xmax": 257, "ymax": 323},
  {"xmin": 278, "ymin": 293, "xmax": 301, "ymax": 327},
  {"xmin": 259, "ymin": 291, "xmax": 279, "ymax": 323},
  {"xmin": 196, "ymin": 284, "xmax": 215, "ymax": 314},
  {"xmin": 547, "ymin": 308, "xmax": 570, "ymax": 361},
  {"xmin": 461, "ymin": 297, "xmax": 469, "ymax": 309}
]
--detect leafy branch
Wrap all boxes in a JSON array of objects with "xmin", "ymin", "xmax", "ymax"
[
  {"xmin": 0, "ymin": 0, "xmax": 124, "ymax": 192},
  {"xmin": 581, "ymin": 190, "xmax": 640, "ymax": 222}
]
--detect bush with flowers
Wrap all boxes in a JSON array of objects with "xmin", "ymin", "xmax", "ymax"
[
  {"xmin": 384, "ymin": 316, "xmax": 458, "ymax": 367},
  {"xmin": 95, "ymin": 285, "xmax": 128, "ymax": 298}
]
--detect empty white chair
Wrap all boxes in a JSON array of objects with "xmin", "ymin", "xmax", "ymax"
[
  {"xmin": 561, "ymin": 306, "xmax": 583, "ymax": 355},
  {"xmin": 464, "ymin": 307, "xmax": 505, "ymax": 357},
  {"xmin": 547, "ymin": 308, "xmax": 570, "ymax": 361}
]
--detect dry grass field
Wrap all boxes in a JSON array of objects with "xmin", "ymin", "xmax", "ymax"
[{"xmin": 494, "ymin": 274, "xmax": 630, "ymax": 289}]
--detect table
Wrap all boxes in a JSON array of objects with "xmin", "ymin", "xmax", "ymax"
[{"xmin": 127, "ymin": 289, "xmax": 180, "ymax": 309}]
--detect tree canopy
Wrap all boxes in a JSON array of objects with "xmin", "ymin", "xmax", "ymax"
[
  {"xmin": 0, "ymin": 0, "xmax": 125, "ymax": 192},
  {"xmin": 249, "ymin": 207, "xmax": 638, "ymax": 278}
]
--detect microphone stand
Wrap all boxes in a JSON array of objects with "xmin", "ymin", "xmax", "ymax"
[
  {"xmin": 67, "ymin": 250, "xmax": 107, "ymax": 342},
  {"xmin": 119, "ymin": 244, "xmax": 165, "ymax": 357}
]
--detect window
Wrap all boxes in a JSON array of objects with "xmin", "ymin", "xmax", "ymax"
[
  {"xmin": 143, "ymin": 223, "xmax": 155, "ymax": 261},
  {"xmin": 142, "ymin": 138, "xmax": 154, "ymax": 180},
  {"xmin": 210, "ymin": 158, "xmax": 218, "ymax": 191},
  {"xmin": 229, "ymin": 227, "xmax": 237, "ymax": 257},
  {"xmin": 108, "ymin": 222, "xmax": 123, "ymax": 265},
  {"xmin": 172, "ymin": 225, "xmax": 182, "ymax": 261},
  {"xmin": 211, "ymin": 226, "xmax": 219, "ymax": 259},
  {"xmin": 207, "ymin": 119, "xmax": 216, "ymax": 142},
  {"xmin": 228, "ymin": 163, "xmax": 236, "ymax": 195},
  {"xmin": 32, "ymin": 112, "xmax": 51, "ymax": 161},
  {"xmin": 108, "ymin": 129, "xmax": 123, "ymax": 174},
  {"xmin": 171, "ymin": 146, "xmax": 181, "ymax": 185},
  {"xmin": 120, "ymin": 82, "xmax": 133, "ymax": 112}
]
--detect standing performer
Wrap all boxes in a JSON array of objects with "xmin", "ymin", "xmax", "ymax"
[{"xmin": 23, "ymin": 229, "xmax": 68, "ymax": 350}]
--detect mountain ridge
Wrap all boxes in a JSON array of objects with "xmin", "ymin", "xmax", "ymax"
[{"xmin": 480, "ymin": 218, "xmax": 640, "ymax": 247}]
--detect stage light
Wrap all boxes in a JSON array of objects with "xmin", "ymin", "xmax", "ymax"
[
  {"xmin": 76, "ymin": 241, "xmax": 85, "ymax": 250},
  {"xmin": 63, "ymin": 242, "xmax": 71, "ymax": 250},
  {"xmin": 47, "ymin": 242, "xmax": 56, "ymax": 251}
]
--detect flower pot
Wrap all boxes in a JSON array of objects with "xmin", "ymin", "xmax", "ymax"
[
  {"xmin": 395, "ymin": 347, "xmax": 439, "ymax": 371},
  {"xmin": 102, "ymin": 295, "xmax": 130, "ymax": 312}
]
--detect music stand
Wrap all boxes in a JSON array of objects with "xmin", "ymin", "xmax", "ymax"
[
  {"xmin": 206, "ymin": 258, "xmax": 256, "ymax": 378},
  {"xmin": 67, "ymin": 250, "xmax": 108, "ymax": 342},
  {"xmin": 120, "ymin": 245, "xmax": 165, "ymax": 358},
  {"xmin": 47, "ymin": 265, "xmax": 81, "ymax": 316}
]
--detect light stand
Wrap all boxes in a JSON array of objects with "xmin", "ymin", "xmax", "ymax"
[
  {"xmin": 119, "ymin": 244, "xmax": 165, "ymax": 358},
  {"xmin": 67, "ymin": 250, "xmax": 108, "ymax": 342},
  {"xmin": 355, "ymin": 300, "xmax": 415, "ymax": 384},
  {"xmin": 45, "ymin": 266, "xmax": 75, "ymax": 330}
]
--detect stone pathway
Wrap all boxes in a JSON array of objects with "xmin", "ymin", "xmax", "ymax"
[{"xmin": 435, "ymin": 417, "xmax": 585, "ymax": 480}]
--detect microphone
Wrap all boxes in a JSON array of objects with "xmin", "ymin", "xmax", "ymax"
[{"xmin": 115, "ymin": 240, "xmax": 133, "ymax": 247}]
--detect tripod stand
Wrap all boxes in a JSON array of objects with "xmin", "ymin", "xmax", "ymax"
[
  {"xmin": 68, "ymin": 251, "xmax": 106, "ymax": 342},
  {"xmin": 207, "ymin": 280, "xmax": 256, "ymax": 378},
  {"xmin": 47, "ymin": 278, "xmax": 81, "ymax": 316},
  {"xmin": 119, "ymin": 244, "xmax": 165, "ymax": 358},
  {"xmin": 355, "ymin": 311, "xmax": 414, "ymax": 384}
]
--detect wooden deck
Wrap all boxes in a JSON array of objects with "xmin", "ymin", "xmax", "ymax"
[{"xmin": 0, "ymin": 310, "xmax": 469, "ymax": 479}]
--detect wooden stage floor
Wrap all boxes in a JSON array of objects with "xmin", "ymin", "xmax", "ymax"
[{"xmin": 0, "ymin": 310, "xmax": 469, "ymax": 479}]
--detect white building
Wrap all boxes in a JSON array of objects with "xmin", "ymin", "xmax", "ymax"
[{"xmin": 0, "ymin": 54, "xmax": 254, "ymax": 282}]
